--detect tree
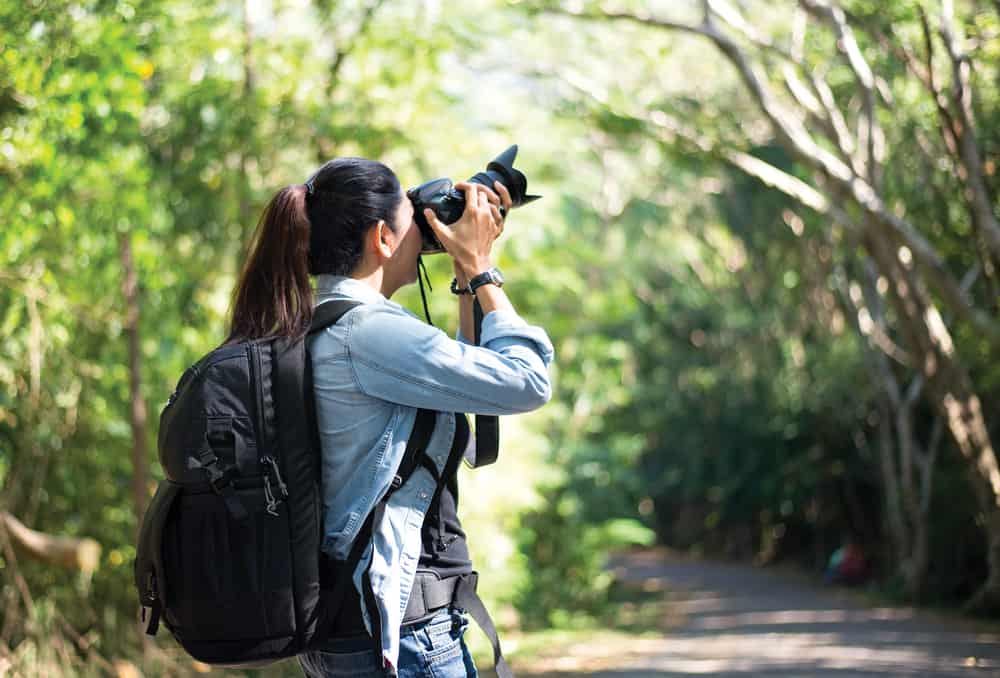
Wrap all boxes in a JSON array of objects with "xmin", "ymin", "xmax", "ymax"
[{"xmin": 544, "ymin": 0, "xmax": 1000, "ymax": 609}]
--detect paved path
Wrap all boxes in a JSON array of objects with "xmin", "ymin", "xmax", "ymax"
[{"xmin": 519, "ymin": 549, "xmax": 1000, "ymax": 677}]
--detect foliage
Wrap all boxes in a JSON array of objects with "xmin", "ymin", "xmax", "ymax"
[
  {"xmin": 515, "ymin": 484, "xmax": 654, "ymax": 629},
  {"xmin": 4, "ymin": 0, "xmax": 1000, "ymax": 673}
]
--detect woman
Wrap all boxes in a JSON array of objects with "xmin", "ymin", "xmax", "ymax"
[{"xmin": 225, "ymin": 157, "xmax": 554, "ymax": 678}]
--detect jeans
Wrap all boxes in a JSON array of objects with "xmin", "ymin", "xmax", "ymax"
[{"xmin": 298, "ymin": 607, "xmax": 479, "ymax": 678}]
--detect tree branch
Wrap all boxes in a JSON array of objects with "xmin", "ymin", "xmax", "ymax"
[
  {"xmin": 704, "ymin": 0, "xmax": 859, "ymax": 167},
  {"xmin": 326, "ymin": 0, "xmax": 387, "ymax": 99},
  {"xmin": 798, "ymin": 0, "xmax": 883, "ymax": 187},
  {"xmin": 0, "ymin": 512, "xmax": 101, "ymax": 574},
  {"xmin": 938, "ymin": 0, "xmax": 1000, "ymax": 267},
  {"xmin": 560, "ymin": 4, "xmax": 1000, "ymax": 340}
]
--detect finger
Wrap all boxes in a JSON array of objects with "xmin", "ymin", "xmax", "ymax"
[
  {"xmin": 477, "ymin": 186, "xmax": 490, "ymax": 211},
  {"xmin": 424, "ymin": 208, "xmax": 450, "ymax": 239},
  {"xmin": 489, "ymin": 204, "xmax": 503, "ymax": 225},
  {"xmin": 480, "ymin": 185, "xmax": 500, "ymax": 206},
  {"xmin": 494, "ymin": 181, "xmax": 513, "ymax": 211},
  {"xmin": 455, "ymin": 181, "xmax": 498, "ymax": 206},
  {"xmin": 456, "ymin": 182, "xmax": 478, "ymax": 209}
]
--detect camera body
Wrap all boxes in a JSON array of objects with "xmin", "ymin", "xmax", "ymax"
[{"xmin": 407, "ymin": 145, "xmax": 540, "ymax": 254}]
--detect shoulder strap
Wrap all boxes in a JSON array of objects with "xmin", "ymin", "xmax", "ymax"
[
  {"xmin": 308, "ymin": 299, "xmax": 363, "ymax": 336},
  {"xmin": 387, "ymin": 408, "xmax": 437, "ymax": 497},
  {"xmin": 318, "ymin": 409, "xmax": 437, "ymax": 663}
]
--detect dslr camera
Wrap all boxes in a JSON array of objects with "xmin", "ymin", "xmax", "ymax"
[{"xmin": 407, "ymin": 145, "xmax": 540, "ymax": 254}]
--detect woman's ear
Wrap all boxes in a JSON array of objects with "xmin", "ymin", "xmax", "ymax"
[{"xmin": 372, "ymin": 220, "xmax": 395, "ymax": 259}]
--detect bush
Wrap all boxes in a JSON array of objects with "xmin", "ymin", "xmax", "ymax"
[{"xmin": 513, "ymin": 483, "xmax": 655, "ymax": 629}]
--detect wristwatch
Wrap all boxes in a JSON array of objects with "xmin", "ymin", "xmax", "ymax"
[{"xmin": 468, "ymin": 267, "xmax": 504, "ymax": 293}]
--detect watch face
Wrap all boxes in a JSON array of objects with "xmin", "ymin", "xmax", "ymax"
[{"xmin": 470, "ymin": 267, "xmax": 504, "ymax": 291}]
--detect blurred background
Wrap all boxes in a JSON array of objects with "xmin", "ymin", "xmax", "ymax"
[{"xmin": 2, "ymin": 0, "xmax": 1000, "ymax": 675}]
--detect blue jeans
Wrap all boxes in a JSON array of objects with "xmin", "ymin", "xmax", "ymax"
[{"xmin": 298, "ymin": 607, "xmax": 479, "ymax": 678}]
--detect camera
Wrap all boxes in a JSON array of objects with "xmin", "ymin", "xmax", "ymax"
[{"xmin": 407, "ymin": 145, "xmax": 540, "ymax": 254}]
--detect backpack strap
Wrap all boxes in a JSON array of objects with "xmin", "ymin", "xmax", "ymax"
[
  {"xmin": 317, "ymin": 410, "xmax": 436, "ymax": 648},
  {"xmin": 193, "ymin": 430, "xmax": 249, "ymax": 522},
  {"xmin": 387, "ymin": 409, "xmax": 436, "ymax": 497},
  {"xmin": 453, "ymin": 573, "xmax": 514, "ymax": 678},
  {"xmin": 308, "ymin": 299, "xmax": 363, "ymax": 336},
  {"xmin": 359, "ymin": 408, "xmax": 436, "ymax": 670}
]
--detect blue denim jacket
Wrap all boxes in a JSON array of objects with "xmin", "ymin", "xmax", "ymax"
[{"xmin": 307, "ymin": 275, "xmax": 554, "ymax": 671}]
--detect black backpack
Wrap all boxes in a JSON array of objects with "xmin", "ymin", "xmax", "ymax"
[{"xmin": 133, "ymin": 299, "xmax": 436, "ymax": 667}]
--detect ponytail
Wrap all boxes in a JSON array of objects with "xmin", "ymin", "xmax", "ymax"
[
  {"xmin": 224, "ymin": 157, "xmax": 401, "ymax": 345},
  {"xmin": 225, "ymin": 184, "xmax": 313, "ymax": 344}
]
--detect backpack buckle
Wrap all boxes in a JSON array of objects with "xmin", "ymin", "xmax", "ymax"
[
  {"xmin": 195, "ymin": 444, "xmax": 249, "ymax": 521},
  {"xmin": 208, "ymin": 465, "xmax": 238, "ymax": 493}
]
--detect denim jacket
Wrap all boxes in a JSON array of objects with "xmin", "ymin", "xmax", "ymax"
[{"xmin": 307, "ymin": 275, "xmax": 554, "ymax": 671}]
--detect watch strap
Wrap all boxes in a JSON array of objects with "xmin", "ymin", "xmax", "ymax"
[{"xmin": 468, "ymin": 268, "xmax": 503, "ymax": 293}]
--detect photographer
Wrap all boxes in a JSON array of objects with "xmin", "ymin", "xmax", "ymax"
[{"xmin": 225, "ymin": 157, "xmax": 553, "ymax": 678}]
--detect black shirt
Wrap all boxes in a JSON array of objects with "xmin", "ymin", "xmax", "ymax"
[{"xmin": 417, "ymin": 413, "xmax": 473, "ymax": 578}]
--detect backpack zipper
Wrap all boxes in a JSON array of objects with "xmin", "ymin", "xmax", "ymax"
[
  {"xmin": 146, "ymin": 571, "xmax": 157, "ymax": 602},
  {"xmin": 165, "ymin": 364, "xmax": 200, "ymax": 408},
  {"xmin": 246, "ymin": 343, "xmax": 266, "ymax": 457}
]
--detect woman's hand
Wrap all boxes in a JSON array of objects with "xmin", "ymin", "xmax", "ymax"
[{"xmin": 424, "ymin": 181, "xmax": 510, "ymax": 278}]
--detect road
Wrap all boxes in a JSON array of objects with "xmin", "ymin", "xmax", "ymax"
[{"xmin": 516, "ymin": 549, "xmax": 1000, "ymax": 677}]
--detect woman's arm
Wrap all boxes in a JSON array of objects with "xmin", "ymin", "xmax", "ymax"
[
  {"xmin": 346, "ymin": 304, "xmax": 553, "ymax": 416},
  {"xmin": 455, "ymin": 260, "xmax": 475, "ymax": 342},
  {"xmin": 449, "ymin": 180, "xmax": 514, "ymax": 340},
  {"xmin": 344, "ymin": 179, "xmax": 550, "ymax": 415}
]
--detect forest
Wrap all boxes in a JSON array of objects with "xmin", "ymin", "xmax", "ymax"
[{"xmin": 2, "ymin": 0, "xmax": 1000, "ymax": 675}]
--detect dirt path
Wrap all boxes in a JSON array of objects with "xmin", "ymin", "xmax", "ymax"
[{"xmin": 516, "ymin": 549, "xmax": 1000, "ymax": 677}]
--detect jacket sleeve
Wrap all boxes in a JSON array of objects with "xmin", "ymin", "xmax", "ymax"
[{"xmin": 345, "ymin": 305, "xmax": 554, "ymax": 416}]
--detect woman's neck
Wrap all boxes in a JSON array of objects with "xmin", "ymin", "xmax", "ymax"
[{"xmin": 351, "ymin": 266, "xmax": 397, "ymax": 299}]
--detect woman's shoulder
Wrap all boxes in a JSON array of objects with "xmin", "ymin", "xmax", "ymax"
[
  {"xmin": 346, "ymin": 299, "xmax": 444, "ymax": 351},
  {"xmin": 349, "ymin": 297, "xmax": 421, "ymax": 324}
]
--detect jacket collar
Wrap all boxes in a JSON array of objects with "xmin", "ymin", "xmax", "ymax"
[{"xmin": 314, "ymin": 274, "xmax": 386, "ymax": 305}]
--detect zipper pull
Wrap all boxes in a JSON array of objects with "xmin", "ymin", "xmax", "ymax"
[
  {"xmin": 261, "ymin": 456, "xmax": 289, "ymax": 498},
  {"xmin": 263, "ymin": 475, "xmax": 279, "ymax": 517}
]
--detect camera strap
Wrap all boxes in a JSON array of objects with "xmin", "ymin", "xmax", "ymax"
[
  {"xmin": 468, "ymin": 298, "xmax": 500, "ymax": 467},
  {"xmin": 416, "ymin": 255, "xmax": 434, "ymax": 326}
]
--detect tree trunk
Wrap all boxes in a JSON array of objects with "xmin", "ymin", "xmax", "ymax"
[
  {"xmin": 838, "ymin": 259, "xmax": 932, "ymax": 599},
  {"xmin": 876, "ymin": 398, "xmax": 919, "ymax": 594},
  {"xmin": 239, "ymin": 0, "xmax": 256, "ymax": 230},
  {"xmin": 865, "ymin": 229, "xmax": 1000, "ymax": 611}
]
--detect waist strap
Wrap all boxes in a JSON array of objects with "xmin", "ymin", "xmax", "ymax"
[
  {"xmin": 403, "ymin": 573, "xmax": 459, "ymax": 623},
  {"xmin": 403, "ymin": 572, "xmax": 513, "ymax": 678}
]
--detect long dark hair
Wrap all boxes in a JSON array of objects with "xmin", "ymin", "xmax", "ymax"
[{"xmin": 225, "ymin": 158, "xmax": 402, "ymax": 344}]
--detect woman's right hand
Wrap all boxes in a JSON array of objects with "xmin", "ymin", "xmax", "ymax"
[{"xmin": 423, "ymin": 182, "xmax": 503, "ymax": 278}]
